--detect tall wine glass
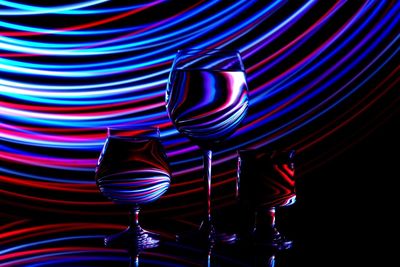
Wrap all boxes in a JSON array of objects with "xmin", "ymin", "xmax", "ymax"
[
  {"xmin": 95, "ymin": 127, "xmax": 171, "ymax": 249},
  {"xmin": 166, "ymin": 49, "xmax": 249, "ymax": 242},
  {"xmin": 238, "ymin": 149, "xmax": 295, "ymax": 249}
]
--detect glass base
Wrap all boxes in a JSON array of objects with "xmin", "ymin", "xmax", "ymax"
[
  {"xmin": 248, "ymin": 207, "xmax": 293, "ymax": 250},
  {"xmin": 104, "ymin": 225, "xmax": 160, "ymax": 251},
  {"xmin": 176, "ymin": 220, "xmax": 237, "ymax": 245},
  {"xmin": 253, "ymin": 227, "xmax": 293, "ymax": 250}
]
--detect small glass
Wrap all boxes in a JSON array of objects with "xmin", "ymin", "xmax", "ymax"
[
  {"xmin": 238, "ymin": 149, "xmax": 295, "ymax": 249},
  {"xmin": 95, "ymin": 126, "xmax": 171, "ymax": 249}
]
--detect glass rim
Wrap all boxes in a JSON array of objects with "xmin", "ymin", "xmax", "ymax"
[
  {"xmin": 238, "ymin": 149, "xmax": 296, "ymax": 156},
  {"xmin": 177, "ymin": 48, "xmax": 241, "ymax": 56},
  {"xmin": 107, "ymin": 126, "xmax": 160, "ymax": 138}
]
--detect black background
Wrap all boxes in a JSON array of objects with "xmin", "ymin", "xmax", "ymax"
[{"xmin": 282, "ymin": 108, "xmax": 399, "ymax": 265}]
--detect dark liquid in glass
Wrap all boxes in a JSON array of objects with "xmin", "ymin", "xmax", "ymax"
[{"xmin": 239, "ymin": 151, "xmax": 295, "ymax": 208}]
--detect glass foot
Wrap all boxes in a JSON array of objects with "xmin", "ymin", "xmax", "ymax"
[
  {"xmin": 253, "ymin": 227, "xmax": 293, "ymax": 250},
  {"xmin": 176, "ymin": 220, "xmax": 237, "ymax": 245},
  {"xmin": 270, "ymin": 228, "xmax": 293, "ymax": 250},
  {"xmin": 104, "ymin": 226, "xmax": 160, "ymax": 250},
  {"xmin": 250, "ymin": 207, "xmax": 293, "ymax": 250}
]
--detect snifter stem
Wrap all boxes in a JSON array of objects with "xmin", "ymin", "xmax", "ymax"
[{"xmin": 129, "ymin": 206, "xmax": 140, "ymax": 229}]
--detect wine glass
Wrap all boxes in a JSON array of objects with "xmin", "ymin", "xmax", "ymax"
[
  {"xmin": 166, "ymin": 49, "xmax": 249, "ymax": 242},
  {"xmin": 95, "ymin": 126, "xmax": 171, "ymax": 249},
  {"xmin": 238, "ymin": 149, "xmax": 295, "ymax": 249}
]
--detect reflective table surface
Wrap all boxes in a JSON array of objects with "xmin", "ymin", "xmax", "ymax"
[{"xmin": 1, "ymin": 218, "xmax": 306, "ymax": 267}]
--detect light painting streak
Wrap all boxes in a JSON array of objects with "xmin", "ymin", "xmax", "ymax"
[{"xmin": 0, "ymin": 1, "xmax": 399, "ymax": 216}]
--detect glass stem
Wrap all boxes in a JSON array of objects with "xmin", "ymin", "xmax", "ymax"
[
  {"xmin": 129, "ymin": 206, "xmax": 140, "ymax": 230},
  {"xmin": 203, "ymin": 150, "xmax": 213, "ymax": 224},
  {"xmin": 254, "ymin": 207, "xmax": 276, "ymax": 233},
  {"xmin": 269, "ymin": 207, "xmax": 276, "ymax": 229}
]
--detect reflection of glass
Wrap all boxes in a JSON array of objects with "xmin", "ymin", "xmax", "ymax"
[
  {"xmin": 1, "ymin": 220, "xmax": 294, "ymax": 267},
  {"xmin": 95, "ymin": 127, "xmax": 171, "ymax": 249},
  {"xmin": 166, "ymin": 49, "xmax": 249, "ymax": 243},
  {"xmin": 238, "ymin": 150, "xmax": 295, "ymax": 249},
  {"xmin": 129, "ymin": 253, "xmax": 139, "ymax": 267}
]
